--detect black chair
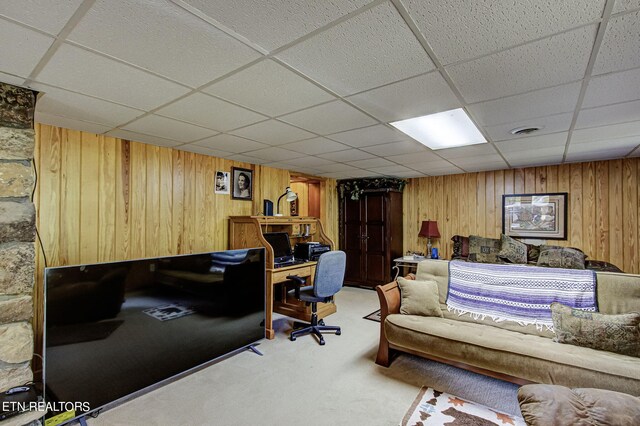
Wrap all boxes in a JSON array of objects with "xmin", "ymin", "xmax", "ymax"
[{"xmin": 286, "ymin": 250, "xmax": 346, "ymax": 345}]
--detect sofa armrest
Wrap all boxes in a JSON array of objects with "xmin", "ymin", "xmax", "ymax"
[{"xmin": 375, "ymin": 280, "xmax": 401, "ymax": 367}]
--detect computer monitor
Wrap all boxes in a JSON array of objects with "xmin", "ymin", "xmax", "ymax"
[{"xmin": 263, "ymin": 232, "xmax": 293, "ymax": 264}]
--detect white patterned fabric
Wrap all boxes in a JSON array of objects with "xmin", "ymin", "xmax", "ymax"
[{"xmin": 446, "ymin": 260, "xmax": 597, "ymax": 330}]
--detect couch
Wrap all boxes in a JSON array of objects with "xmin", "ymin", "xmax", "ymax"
[{"xmin": 375, "ymin": 259, "xmax": 640, "ymax": 396}]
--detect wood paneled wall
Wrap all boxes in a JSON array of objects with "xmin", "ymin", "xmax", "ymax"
[
  {"xmin": 403, "ymin": 159, "xmax": 639, "ymax": 274},
  {"xmin": 32, "ymin": 123, "xmax": 338, "ymax": 359}
]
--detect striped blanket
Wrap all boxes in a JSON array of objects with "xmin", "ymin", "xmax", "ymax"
[{"xmin": 446, "ymin": 260, "xmax": 597, "ymax": 330}]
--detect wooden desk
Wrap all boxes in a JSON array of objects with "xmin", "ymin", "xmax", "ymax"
[{"xmin": 229, "ymin": 216, "xmax": 336, "ymax": 339}]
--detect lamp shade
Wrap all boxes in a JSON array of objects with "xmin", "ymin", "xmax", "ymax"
[
  {"xmin": 276, "ymin": 187, "xmax": 298, "ymax": 215},
  {"xmin": 418, "ymin": 220, "xmax": 440, "ymax": 238}
]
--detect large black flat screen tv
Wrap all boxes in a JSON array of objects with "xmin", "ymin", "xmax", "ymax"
[{"xmin": 44, "ymin": 248, "xmax": 265, "ymax": 423}]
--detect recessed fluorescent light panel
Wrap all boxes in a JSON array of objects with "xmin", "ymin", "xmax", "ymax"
[{"xmin": 390, "ymin": 108, "xmax": 487, "ymax": 150}]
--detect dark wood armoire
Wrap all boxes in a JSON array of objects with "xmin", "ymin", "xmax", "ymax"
[{"xmin": 340, "ymin": 189, "xmax": 403, "ymax": 288}]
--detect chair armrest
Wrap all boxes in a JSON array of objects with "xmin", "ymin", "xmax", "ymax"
[
  {"xmin": 376, "ymin": 281, "xmax": 401, "ymax": 321},
  {"xmin": 286, "ymin": 275, "xmax": 307, "ymax": 299}
]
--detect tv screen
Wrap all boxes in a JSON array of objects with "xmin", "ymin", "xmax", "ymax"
[
  {"xmin": 44, "ymin": 248, "xmax": 265, "ymax": 423},
  {"xmin": 262, "ymin": 232, "xmax": 293, "ymax": 262}
]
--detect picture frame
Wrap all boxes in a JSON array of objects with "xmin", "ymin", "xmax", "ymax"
[
  {"xmin": 502, "ymin": 192, "xmax": 567, "ymax": 240},
  {"xmin": 214, "ymin": 171, "xmax": 230, "ymax": 195},
  {"xmin": 231, "ymin": 167, "xmax": 253, "ymax": 200}
]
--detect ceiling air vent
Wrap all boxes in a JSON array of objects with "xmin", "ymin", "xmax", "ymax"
[{"xmin": 510, "ymin": 126, "xmax": 541, "ymax": 135}]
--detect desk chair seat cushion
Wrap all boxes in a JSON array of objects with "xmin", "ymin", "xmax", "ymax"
[{"xmin": 297, "ymin": 285, "xmax": 325, "ymax": 303}]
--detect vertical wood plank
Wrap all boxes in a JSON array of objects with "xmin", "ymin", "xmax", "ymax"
[
  {"xmin": 609, "ymin": 160, "xmax": 623, "ymax": 267},
  {"xmin": 172, "ymin": 149, "xmax": 184, "ymax": 254},
  {"xmin": 115, "ymin": 140, "xmax": 131, "ymax": 261},
  {"xmin": 80, "ymin": 132, "xmax": 99, "ymax": 264},
  {"xmin": 98, "ymin": 136, "xmax": 116, "ymax": 262},
  {"xmin": 159, "ymin": 147, "xmax": 173, "ymax": 255},
  {"xmin": 569, "ymin": 163, "xmax": 583, "ymax": 252},
  {"xmin": 582, "ymin": 162, "xmax": 596, "ymax": 259},
  {"xmin": 524, "ymin": 168, "xmax": 536, "ymax": 193},
  {"xmin": 476, "ymin": 172, "xmax": 486, "ymax": 237},
  {"xmin": 59, "ymin": 129, "xmax": 81, "ymax": 265},
  {"xmin": 485, "ymin": 172, "xmax": 495, "ymax": 237},
  {"xmin": 623, "ymin": 159, "xmax": 638, "ymax": 273},
  {"xmin": 129, "ymin": 142, "xmax": 146, "ymax": 258},
  {"xmin": 595, "ymin": 161, "xmax": 610, "ymax": 261}
]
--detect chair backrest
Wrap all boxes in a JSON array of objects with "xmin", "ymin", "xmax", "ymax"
[{"xmin": 313, "ymin": 250, "xmax": 346, "ymax": 298}]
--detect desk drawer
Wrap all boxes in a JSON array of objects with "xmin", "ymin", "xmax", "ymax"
[{"xmin": 272, "ymin": 266, "xmax": 312, "ymax": 283}]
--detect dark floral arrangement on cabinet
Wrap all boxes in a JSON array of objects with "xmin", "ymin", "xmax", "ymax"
[{"xmin": 337, "ymin": 178, "xmax": 407, "ymax": 201}]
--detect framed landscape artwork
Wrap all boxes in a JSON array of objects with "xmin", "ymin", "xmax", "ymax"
[{"xmin": 502, "ymin": 193, "xmax": 568, "ymax": 239}]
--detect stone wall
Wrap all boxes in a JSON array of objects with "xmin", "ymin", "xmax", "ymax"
[{"xmin": 0, "ymin": 83, "xmax": 37, "ymax": 402}]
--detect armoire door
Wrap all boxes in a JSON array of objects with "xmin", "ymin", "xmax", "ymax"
[
  {"xmin": 362, "ymin": 193, "xmax": 388, "ymax": 287},
  {"xmin": 343, "ymin": 196, "xmax": 364, "ymax": 284}
]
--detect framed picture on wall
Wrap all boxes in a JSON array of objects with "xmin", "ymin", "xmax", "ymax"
[
  {"xmin": 214, "ymin": 171, "xmax": 230, "ymax": 195},
  {"xmin": 231, "ymin": 167, "xmax": 253, "ymax": 200},
  {"xmin": 502, "ymin": 192, "xmax": 568, "ymax": 239}
]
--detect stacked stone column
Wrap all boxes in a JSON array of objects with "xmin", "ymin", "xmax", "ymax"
[{"xmin": 0, "ymin": 82, "xmax": 37, "ymax": 418}]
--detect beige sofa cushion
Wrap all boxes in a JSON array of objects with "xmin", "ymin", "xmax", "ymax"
[{"xmin": 397, "ymin": 276, "xmax": 442, "ymax": 317}]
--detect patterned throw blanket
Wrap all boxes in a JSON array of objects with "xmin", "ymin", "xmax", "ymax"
[{"xmin": 446, "ymin": 260, "xmax": 597, "ymax": 330}]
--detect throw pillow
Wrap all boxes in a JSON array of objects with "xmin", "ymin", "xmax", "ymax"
[
  {"xmin": 537, "ymin": 246, "xmax": 586, "ymax": 269},
  {"xmin": 526, "ymin": 243, "xmax": 541, "ymax": 264},
  {"xmin": 498, "ymin": 234, "xmax": 527, "ymax": 264},
  {"xmin": 397, "ymin": 276, "xmax": 443, "ymax": 317},
  {"xmin": 468, "ymin": 235, "xmax": 502, "ymax": 263},
  {"xmin": 585, "ymin": 260, "xmax": 623, "ymax": 273},
  {"xmin": 451, "ymin": 235, "xmax": 470, "ymax": 260},
  {"xmin": 550, "ymin": 302, "xmax": 640, "ymax": 357}
]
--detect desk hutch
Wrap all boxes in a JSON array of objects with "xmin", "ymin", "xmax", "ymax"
[{"xmin": 228, "ymin": 216, "xmax": 335, "ymax": 339}]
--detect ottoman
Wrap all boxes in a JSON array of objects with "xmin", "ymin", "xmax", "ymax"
[{"xmin": 518, "ymin": 384, "xmax": 640, "ymax": 425}]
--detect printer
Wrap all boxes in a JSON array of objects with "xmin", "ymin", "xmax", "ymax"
[{"xmin": 294, "ymin": 242, "xmax": 331, "ymax": 261}]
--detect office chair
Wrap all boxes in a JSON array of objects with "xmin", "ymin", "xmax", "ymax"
[{"xmin": 286, "ymin": 250, "xmax": 346, "ymax": 345}]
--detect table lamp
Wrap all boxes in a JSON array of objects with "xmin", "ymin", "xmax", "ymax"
[
  {"xmin": 276, "ymin": 187, "xmax": 298, "ymax": 216},
  {"xmin": 418, "ymin": 220, "xmax": 440, "ymax": 258}
]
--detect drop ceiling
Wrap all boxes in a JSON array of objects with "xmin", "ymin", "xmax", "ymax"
[{"xmin": 2, "ymin": 0, "xmax": 639, "ymax": 179}]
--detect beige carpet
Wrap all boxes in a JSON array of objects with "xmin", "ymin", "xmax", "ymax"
[{"xmin": 88, "ymin": 287, "xmax": 520, "ymax": 426}]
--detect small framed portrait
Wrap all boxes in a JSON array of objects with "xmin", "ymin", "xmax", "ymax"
[
  {"xmin": 214, "ymin": 171, "xmax": 230, "ymax": 195},
  {"xmin": 231, "ymin": 167, "xmax": 253, "ymax": 200}
]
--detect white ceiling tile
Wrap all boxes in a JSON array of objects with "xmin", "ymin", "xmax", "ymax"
[
  {"xmin": 437, "ymin": 143, "xmax": 497, "ymax": 159},
  {"xmin": 319, "ymin": 171, "xmax": 360, "ymax": 179},
  {"xmin": 194, "ymin": 134, "xmax": 268, "ymax": 153},
  {"xmin": 571, "ymin": 121, "xmax": 640, "ymax": 144},
  {"xmin": 123, "ymin": 114, "xmax": 217, "ymax": 142},
  {"xmin": 448, "ymin": 153, "xmax": 507, "ymax": 167},
  {"xmin": 508, "ymin": 155, "xmax": 564, "ymax": 168},
  {"xmin": 313, "ymin": 163, "xmax": 361, "ymax": 173},
  {"xmin": 34, "ymin": 85, "xmax": 143, "ymax": 127},
  {"xmin": 0, "ymin": 71, "xmax": 27, "ymax": 86},
  {"xmin": 613, "ymin": 1, "xmax": 640, "ymax": 13},
  {"xmin": 328, "ymin": 125, "xmax": 406, "ymax": 147},
  {"xmin": 484, "ymin": 112, "xmax": 574, "ymax": 142},
  {"xmin": 347, "ymin": 71, "xmax": 460, "ymax": 122},
  {"xmin": 243, "ymin": 146, "xmax": 305, "ymax": 162},
  {"xmin": 68, "ymin": 0, "xmax": 261, "ymax": 87},
  {"xmin": 262, "ymin": 161, "xmax": 312, "ymax": 173},
  {"xmin": 205, "ymin": 60, "xmax": 335, "ymax": 116},
  {"xmin": 281, "ymin": 137, "xmax": 350, "ymax": 156},
  {"xmin": 360, "ymin": 140, "xmax": 426, "ymax": 157},
  {"xmin": 177, "ymin": 144, "xmax": 234, "ymax": 158},
  {"xmin": 494, "ymin": 132, "xmax": 568, "ymax": 153},
  {"xmin": 386, "ymin": 151, "xmax": 445, "ymax": 166},
  {"xmin": 403, "ymin": 0, "xmax": 606, "ymax": 65},
  {"xmin": 36, "ymin": 44, "xmax": 191, "ymax": 110},
  {"xmin": 276, "ymin": 2, "xmax": 435, "ymax": 95},
  {"xmin": 35, "ymin": 112, "xmax": 112, "ymax": 135},
  {"xmin": 0, "ymin": 19, "xmax": 54, "ymax": 77},
  {"xmin": 346, "ymin": 170, "xmax": 379, "ymax": 178},
  {"xmin": 576, "ymin": 100, "xmax": 640, "ymax": 130},
  {"xmin": 279, "ymin": 100, "xmax": 376, "ymax": 135},
  {"xmin": 582, "ymin": 67, "xmax": 640, "ymax": 108},
  {"xmin": 317, "ymin": 149, "xmax": 375, "ymax": 162},
  {"xmin": 366, "ymin": 164, "xmax": 414, "ymax": 175},
  {"xmin": 283, "ymin": 156, "xmax": 335, "ymax": 168},
  {"xmin": 347, "ymin": 157, "xmax": 394, "ymax": 169},
  {"xmin": 182, "ymin": 0, "xmax": 371, "ymax": 52},
  {"xmin": 105, "ymin": 129, "xmax": 181, "ymax": 147},
  {"xmin": 566, "ymin": 136, "xmax": 640, "ymax": 162},
  {"xmin": 226, "ymin": 153, "xmax": 269, "ymax": 165},
  {"xmin": 447, "ymin": 25, "xmax": 597, "ymax": 103},
  {"xmin": 0, "ymin": 0, "xmax": 83, "ymax": 35},
  {"xmin": 230, "ymin": 119, "xmax": 315, "ymax": 145},
  {"xmin": 468, "ymin": 82, "xmax": 581, "ymax": 127},
  {"xmin": 457, "ymin": 161, "xmax": 510, "ymax": 173},
  {"xmin": 410, "ymin": 163, "xmax": 464, "ymax": 175},
  {"xmin": 387, "ymin": 170, "xmax": 425, "ymax": 178},
  {"xmin": 592, "ymin": 11, "xmax": 640, "ymax": 75},
  {"xmin": 155, "ymin": 93, "xmax": 266, "ymax": 132}
]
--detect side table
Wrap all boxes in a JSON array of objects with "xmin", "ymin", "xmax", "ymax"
[{"xmin": 392, "ymin": 256, "xmax": 424, "ymax": 280}]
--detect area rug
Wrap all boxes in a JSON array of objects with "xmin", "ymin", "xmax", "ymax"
[
  {"xmin": 363, "ymin": 309, "xmax": 381, "ymax": 322},
  {"xmin": 401, "ymin": 387, "xmax": 525, "ymax": 426}
]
